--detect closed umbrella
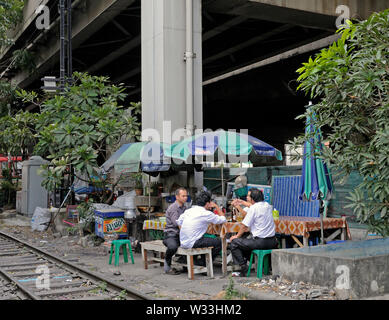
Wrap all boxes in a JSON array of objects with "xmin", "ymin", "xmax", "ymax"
[{"xmin": 299, "ymin": 103, "xmax": 334, "ymax": 245}]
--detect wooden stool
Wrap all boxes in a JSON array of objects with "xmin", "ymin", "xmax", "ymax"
[{"xmin": 140, "ymin": 240, "xmax": 214, "ymax": 280}]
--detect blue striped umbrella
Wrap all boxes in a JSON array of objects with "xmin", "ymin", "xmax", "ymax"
[{"xmin": 299, "ymin": 103, "xmax": 334, "ymax": 244}]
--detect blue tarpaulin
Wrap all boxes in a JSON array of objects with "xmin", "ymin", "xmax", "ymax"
[{"xmin": 272, "ymin": 175, "xmax": 320, "ymax": 218}]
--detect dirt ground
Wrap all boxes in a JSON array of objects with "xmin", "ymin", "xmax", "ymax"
[{"xmin": 1, "ymin": 211, "xmax": 388, "ymax": 300}]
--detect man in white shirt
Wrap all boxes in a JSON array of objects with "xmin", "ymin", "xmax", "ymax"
[
  {"xmin": 229, "ymin": 188, "xmax": 278, "ymax": 277},
  {"xmin": 177, "ymin": 190, "xmax": 226, "ymax": 266}
]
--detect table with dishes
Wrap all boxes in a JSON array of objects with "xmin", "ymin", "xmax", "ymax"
[{"xmin": 143, "ymin": 215, "xmax": 350, "ymax": 276}]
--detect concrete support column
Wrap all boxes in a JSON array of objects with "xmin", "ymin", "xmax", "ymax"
[{"xmin": 141, "ymin": 0, "xmax": 203, "ymax": 144}]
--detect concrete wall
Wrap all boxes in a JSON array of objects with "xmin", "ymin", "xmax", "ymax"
[
  {"xmin": 250, "ymin": 0, "xmax": 389, "ymax": 19},
  {"xmin": 272, "ymin": 239, "xmax": 389, "ymax": 298},
  {"xmin": 141, "ymin": 0, "xmax": 203, "ymax": 143},
  {"xmin": 11, "ymin": 0, "xmax": 132, "ymax": 87}
]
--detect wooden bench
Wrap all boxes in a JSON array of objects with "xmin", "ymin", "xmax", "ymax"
[{"xmin": 140, "ymin": 240, "xmax": 214, "ymax": 280}]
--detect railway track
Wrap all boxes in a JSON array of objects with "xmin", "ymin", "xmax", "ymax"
[{"xmin": 0, "ymin": 231, "xmax": 150, "ymax": 300}]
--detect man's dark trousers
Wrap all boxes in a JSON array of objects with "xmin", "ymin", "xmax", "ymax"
[
  {"xmin": 230, "ymin": 237, "xmax": 278, "ymax": 270},
  {"xmin": 192, "ymin": 236, "xmax": 222, "ymax": 265},
  {"xmin": 163, "ymin": 232, "xmax": 180, "ymax": 267}
]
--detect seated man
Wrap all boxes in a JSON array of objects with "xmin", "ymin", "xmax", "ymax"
[
  {"xmin": 177, "ymin": 190, "xmax": 226, "ymax": 266},
  {"xmin": 229, "ymin": 188, "xmax": 278, "ymax": 277},
  {"xmin": 163, "ymin": 187, "xmax": 188, "ymax": 275}
]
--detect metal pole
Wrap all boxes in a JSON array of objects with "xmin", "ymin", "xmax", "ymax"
[
  {"xmin": 66, "ymin": 0, "xmax": 74, "ymax": 203},
  {"xmin": 185, "ymin": 0, "xmax": 194, "ymax": 137},
  {"xmin": 148, "ymin": 175, "xmax": 151, "ymax": 220},
  {"xmin": 67, "ymin": 0, "xmax": 73, "ymax": 83},
  {"xmin": 59, "ymin": 0, "xmax": 66, "ymax": 92},
  {"xmin": 319, "ymin": 198, "xmax": 325, "ymax": 245}
]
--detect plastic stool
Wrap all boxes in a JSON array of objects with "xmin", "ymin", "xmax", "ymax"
[
  {"xmin": 109, "ymin": 240, "xmax": 134, "ymax": 266},
  {"xmin": 203, "ymin": 234, "xmax": 222, "ymax": 256},
  {"xmin": 247, "ymin": 249, "xmax": 272, "ymax": 279}
]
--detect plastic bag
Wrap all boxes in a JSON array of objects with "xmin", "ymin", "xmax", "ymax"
[
  {"xmin": 112, "ymin": 191, "xmax": 136, "ymax": 209},
  {"xmin": 31, "ymin": 207, "xmax": 52, "ymax": 232}
]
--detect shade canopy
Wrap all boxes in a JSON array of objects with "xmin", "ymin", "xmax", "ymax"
[
  {"xmin": 166, "ymin": 130, "xmax": 283, "ymax": 165},
  {"xmin": 102, "ymin": 142, "xmax": 172, "ymax": 174}
]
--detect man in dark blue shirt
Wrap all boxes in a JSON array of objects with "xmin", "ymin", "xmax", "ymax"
[{"xmin": 163, "ymin": 187, "xmax": 188, "ymax": 274}]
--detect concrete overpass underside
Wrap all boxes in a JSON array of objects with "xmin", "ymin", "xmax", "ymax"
[{"xmin": 3, "ymin": 0, "xmax": 389, "ymax": 156}]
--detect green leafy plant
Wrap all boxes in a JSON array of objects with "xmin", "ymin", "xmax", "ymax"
[
  {"xmin": 0, "ymin": 167, "xmax": 17, "ymax": 207},
  {"xmin": 66, "ymin": 226, "xmax": 79, "ymax": 236},
  {"xmin": 132, "ymin": 172, "xmax": 143, "ymax": 189},
  {"xmin": 115, "ymin": 290, "xmax": 127, "ymax": 300},
  {"xmin": 291, "ymin": 10, "xmax": 389, "ymax": 235},
  {"xmin": 77, "ymin": 199, "xmax": 95, "ymax": 227},
  {"xmin": 18, "ymin": 72, "xmax": 141, "ymax": 204},
  {"xmin": 0, "ymin": 111, "xmax": 37, "ymax": 158},
  {"xmin": 12, "ymin": 49, "xmax": 36, "ymax": 74},
  {"xmin": 0, "ymin": 0, "xmax": 24, "ymax": 47},
  {"xmin": 224, "ymin": 276, "xmax": 247, "ymax": 300},
  {"xmin": 90, "ymin": 281, "xmax": 108, "ymax": 294}
]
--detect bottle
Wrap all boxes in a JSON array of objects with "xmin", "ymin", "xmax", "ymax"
[
  {"xmin": 272, "ymin": 208, "xmax": 279, "ymax": 220},
  {"xmin": 232, "ymin": 208, "xmax": 237, "ymax": 222}
]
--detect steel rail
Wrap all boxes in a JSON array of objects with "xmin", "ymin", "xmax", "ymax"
[
  {"xmin": 0, "ymin": 231, "xmax": 150, "ymax": 300},
  {"xmin": 0, "ymin": 267, "xmax": 41, "ymax": 300}
]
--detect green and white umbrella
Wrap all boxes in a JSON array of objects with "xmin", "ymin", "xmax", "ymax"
[
  {"xmin": 101, "ymin": 142, "xmax": 172, "ymax": 175},
  {"xmin": 166, "ymin": 130, "xmax": 283, "ymax": 199}
]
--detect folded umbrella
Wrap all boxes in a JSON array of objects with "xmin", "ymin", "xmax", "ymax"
[{"xmin": 299, "ymin": 104, "xmax": 334, "ymax": 244}]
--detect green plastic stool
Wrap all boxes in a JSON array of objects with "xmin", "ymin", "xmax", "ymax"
[
  {"xmin": 109, "ymin": 239, "xmax": 134, "ymax": 266},
  {"xmin": 203, "ymin": 234, "xmax": 222, "ymax": 256},
  {"xmin": 247, "ymin": 249, "xmax": 272, "ymax": 279}
]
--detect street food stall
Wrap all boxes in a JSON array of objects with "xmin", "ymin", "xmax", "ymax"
[{"xmin": 99, "ymin": 141, "xmax": 199, "ymax": 245}]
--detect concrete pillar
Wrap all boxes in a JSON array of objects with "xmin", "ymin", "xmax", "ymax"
[{"xmin": 141, "ymin": 0, "xmax": 203, "ymax": 144}]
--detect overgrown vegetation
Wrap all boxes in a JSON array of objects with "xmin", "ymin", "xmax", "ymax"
[
  {"xmin": 0, "ymin": 167, "xmax": 18, "ymax": 207},
  {"xmin": 291, "ymin": 10, "xmax": 389, "ymax": 235},
  {"xmin": 224, "ymin": 276, "xmax": 248, "ymax": 300},
  {"xmin": 0, "ymin": 0, "xmax": 24, "ymax": 47},
  {"xmin": 77, "ymin": 199, "xmax": 95, "ymax": 231},
  {"xmin": 17, "ymin": 72, "xmax": 141, "ymax": 204}
]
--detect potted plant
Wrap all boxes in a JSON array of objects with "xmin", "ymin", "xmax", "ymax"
[{"xmin": 133, "ymin": 173, "xmax": 143, "ymax": 196}]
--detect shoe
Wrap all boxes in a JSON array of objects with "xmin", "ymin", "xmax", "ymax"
[{"xmin": 165, "ymin": 268, "xmax": 181, "ymax": 275}]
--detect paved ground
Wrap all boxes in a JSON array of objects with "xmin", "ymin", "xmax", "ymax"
[{"xmin": 1, "ymin": 211, "xmax": 388, "ymax": 300}]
